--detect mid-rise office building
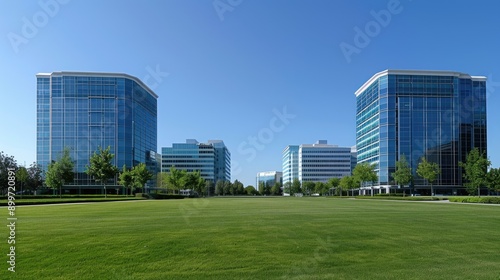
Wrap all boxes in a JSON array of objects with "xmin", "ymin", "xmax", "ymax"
[
  {"xmin": 161, "ymin": 139, "xmax": 231, "ymax": 183},
  {"xmin": 355, "ymin": 70, "xmax": 487, "ymax": 194},
  {"xmin": 256, "ymin": 171, "xmax": 283, "ymax": 188},
  {"xmin": 282, "ymin": 141, "xmax": 355, "ymax": 184},
  {"xmin": 36, "ymin": 71, "xmax": 158, "ymax": 192}
]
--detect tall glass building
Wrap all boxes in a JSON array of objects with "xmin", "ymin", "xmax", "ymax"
[
  {"xmin": 355, "ymin": 70, "xmax": 487, "ymax": 195},
  {"xmin": 282, "ymin": 145, "xmax": 299, "ymax": 185},
  {"xmin": 36, "ymin": 71, "xmax": 158, "ymax": 192},
  {"xmin": 161, "ymin": 139, "xmax": 231, "ymax": 183}
]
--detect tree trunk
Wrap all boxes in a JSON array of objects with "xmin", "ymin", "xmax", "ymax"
[{"xmin": 104, "ymin": 184, "xmax": 107, "ymax": 198}]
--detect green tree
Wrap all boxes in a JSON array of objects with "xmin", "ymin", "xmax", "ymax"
[
  {"xmin": 391, "ymin": 155, "xmax": 413, "ymax": 196},
  {"xmin": 166, "ymin": 166, "xmax": 186, "ymax": 194},
  {"xmin": 223, "ymin": 180, "xmax": 233, "ymax": 195},
  {"xmin": 487, "ymin": 168, "xmax": 500, "ymax": 195},
  {"xmin": 215, "ymin": 180, "xmax": 224, "ymax": 196},
  {"xmin": 245, "ymin": 185, "xmax": 257, "ymax": 195},
  {"xmin": 0, "ymin": 151, "xmax": 18, "ymax": 195},
  {"xmin": 86, "ymin": 146, "xmax": 118, "ymax": 198},
  {"xmin": 291, "ymin": 178, "xmax": 301, "ymax": 194},
  {"xmin": 229, "ymin": 180, "xmax": 237, "ymax": 195},
  {"xmin": 205, "ymin": 180, "xmax": 214, "ymax": 196},
  {"xmin": 183, "ymin": 171, "xmax": 199, "ymax": 190},
  {"xmin": 190, "ymin": 171, "xmax": 206, "ymax": 196},
  {"xmin": 314, "ymin": 182, "xmax": 327, "ymax": 195},
  {"xmin": 339, "ymin": 175, "xmax": 357, "ymax": 197},
  {"xmin": 17, "ymin": 166, "xmax": 29, "ymax": 198},
  {"xmin": 45, "ymin": 148, "xmax": 74, "ymax": 198},
  {"xmin": 258, "ymin": 181, "xmax": 265, "ymax": 195},
  {"xmin": 27, "ymin": 162, "xmax": 43, "ymax": 194},
  {"xmin": 459, "ymin": 148, "xmax": 490, "ymax": 196},
  {"xmin": 119, "ymin": 165, "xmax": 135, "ymax": 196},
  {"xmin": 416, "ymin": 157, "xmax": 440, "ymax": 196},
  {"xmin": 302, "ymin": 181, "xmax": 315, "ymax": 195},
  {"xmin": 233, "ymin": 180, "xmax": 244, "ymax": 195},
  {"xmin": 132, "ymin": 163, "xmax": 152, "ymax": 192},
  {"xmin": 271, "ymin": 182, "xmax": 282, "ymax": 195},
  {"xmin": 283, "ymin": 182, "xmax": 292, "ymax": 194},
  {"xmin": 353, "ymin": 162, "xmax": 378, "ymax": 196},
  {"xmin": 328, "ymin": 177, "xmax": 340, "ymax": 196}
]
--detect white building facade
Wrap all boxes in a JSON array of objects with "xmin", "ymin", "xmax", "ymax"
[{"xmin": 283, "ymin": 141, "xmax": 356, "ymax": 184}]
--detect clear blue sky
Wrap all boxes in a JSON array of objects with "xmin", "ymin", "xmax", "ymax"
[{"xmin": 1, "ymin": 0, "xmax": 499, "ymax": 187}]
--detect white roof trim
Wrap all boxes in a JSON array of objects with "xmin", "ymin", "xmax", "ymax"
[
  {"xmin": 354, "ymin": 69, "xmax": 487, "ymax": 97},
  {"xmin": 35, "ymin": 71, "xmax": 158, "ymax": 99}
]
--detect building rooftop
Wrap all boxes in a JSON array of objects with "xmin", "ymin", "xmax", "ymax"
[
  {"xmin": 354, "ymin": 69, "xmax": 487, "ymax": 97},
  {"xmin": 36, "ymin": 71, "xmax": 158, "ymax": 99}
]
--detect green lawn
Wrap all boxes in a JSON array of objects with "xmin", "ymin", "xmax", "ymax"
[{"xmin": 3, "ymin": 198, "xmax": 500, "ymax": 279}]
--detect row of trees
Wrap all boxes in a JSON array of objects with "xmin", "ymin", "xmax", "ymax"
[
  {"xmin": 157, "ymin": 167, "xmax": 258, "ymax": 196},
  {"xmin": 392, "ymin": 148, "xmax": 500, "ymax": 196},
  {"xmin": 0, "ymin": 151, "xmax": 43, "ymax": 195},
  {"xmin": 3, "ymin": 147, "xmax": 499, "ymax": 197},
  {"xmin": 157, "ymin": 167, "xmax": 207, "ymax": 195},
  {"xmin": 45, "ymin": 146, "xmax": 152, "ymax": 197}
]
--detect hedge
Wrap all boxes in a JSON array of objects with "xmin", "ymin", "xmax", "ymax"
[
  {"xmin": 448, "ymin": 197, "xmax": 500, "ymax": 204},
  {"xmin": 355, "ymin": 196, "xmax": 446, "ymax": 201},
  {"xmin": 146, "ymin": 193, "xmax": 185, "ymax": 199}
]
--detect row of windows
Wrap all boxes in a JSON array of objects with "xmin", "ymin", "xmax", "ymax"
[
  {"xmin": 302, "ymin": 160, "xmax": 351, "ymax": 163},
  {"xmin": 301, "ymin": 164, "xmax": 351, "ymax": 168},
  {"xmin": 301, "ymin": 169, "xmax": 351, "ymax": 172},
  {"xmin": 301, "ymin": 173, "xmax": 348, "ymax": 178},
  {"xmin": 162, "ymin": 160, "xmax": 213, "ymax": 164},
  {"xmin": 301, "ymin": 150, "xmax": 351, "ymax": 154}
]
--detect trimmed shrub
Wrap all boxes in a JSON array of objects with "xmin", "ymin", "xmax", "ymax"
[
  {"xmin": 148, "ymin": 194, "xmax": 185, "ymax": 200},
  {"xmin": 449, "ymin": 197, "xmax": 500, "ymax": 204},
  {"xmin": 355, "ymin": 196, "xmax": 447, "ymax": 201}
]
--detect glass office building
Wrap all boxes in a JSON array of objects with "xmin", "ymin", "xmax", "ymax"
[
  {"xmin": 161, "ymin": 139, "xmax": 231, "ymax": 183},
  {"xmin": 36, "ymin": 71, "xmax": 158, "ymax": 192},
  {"xmin": 256, "ymin": 171, "xmax": 283, "ymax": 189},
  {"xmin": 355, "ymin": 70, "xmax": 487, "ymax": 194},
  {"xmin": 282, "ymin": 145, "xmax": 299, "ymax": 185},
  {"xmin": 283, "ymin": 141, "xmax": 356, "ymax": 185}
]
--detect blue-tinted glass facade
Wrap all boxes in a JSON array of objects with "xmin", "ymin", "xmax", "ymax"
[
  {"xmin": 36, "ymin": 72, "xmax": 158, "ymax": 188},
  {"xmin": 356, "ymin": 70, "xmax": 487, "ymax": 192},
  {"xmin": 282, "ymin": 145, "xmax": 299, "ymax": 185},
  {"xmin": 256, "ymin": 171, "xmax": 283, "ymax": 188},
  {"xmin": 161, "ymin": 139, "xmax": 230, "ymax": 183}
]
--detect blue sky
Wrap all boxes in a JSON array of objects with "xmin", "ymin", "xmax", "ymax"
[{"xmin": 1, "ymin": 0, "xmax": 499, "ymax": 187}]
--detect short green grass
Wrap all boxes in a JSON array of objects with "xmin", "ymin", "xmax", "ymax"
[
  {"xmin": 0, "ymin": 196, "xmax": 144, "ymax": 206},
  {"xmin": 3, "ymin": 198, "xmax": 500, "ymax": 279}
]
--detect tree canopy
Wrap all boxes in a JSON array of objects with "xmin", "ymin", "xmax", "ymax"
[
  {"xmin": 487, "ymin": 167, "xmax": 500, "ymax": 194},
  {"xmin": 392, "ymin": 155, "xmax": 413, "ymax": 194},
  {"xmin": 416, "ymin": 157, "xmax": 440, "ymax": 196},
  {"xmin": 45, "ymin": 148, "xmax": 74, "ymax": 198},
  {"xmin": 459, "ymin": 148, "xmax": 490, "ymax": 196},
  {"xmin": 86, "ymin": 146, "xmax": 118, "ymax": 198}
]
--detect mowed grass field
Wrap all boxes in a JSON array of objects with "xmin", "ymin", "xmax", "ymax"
[{"xmin": 3, "ymin": 198, "xmax": 500, "ymax": 279}]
